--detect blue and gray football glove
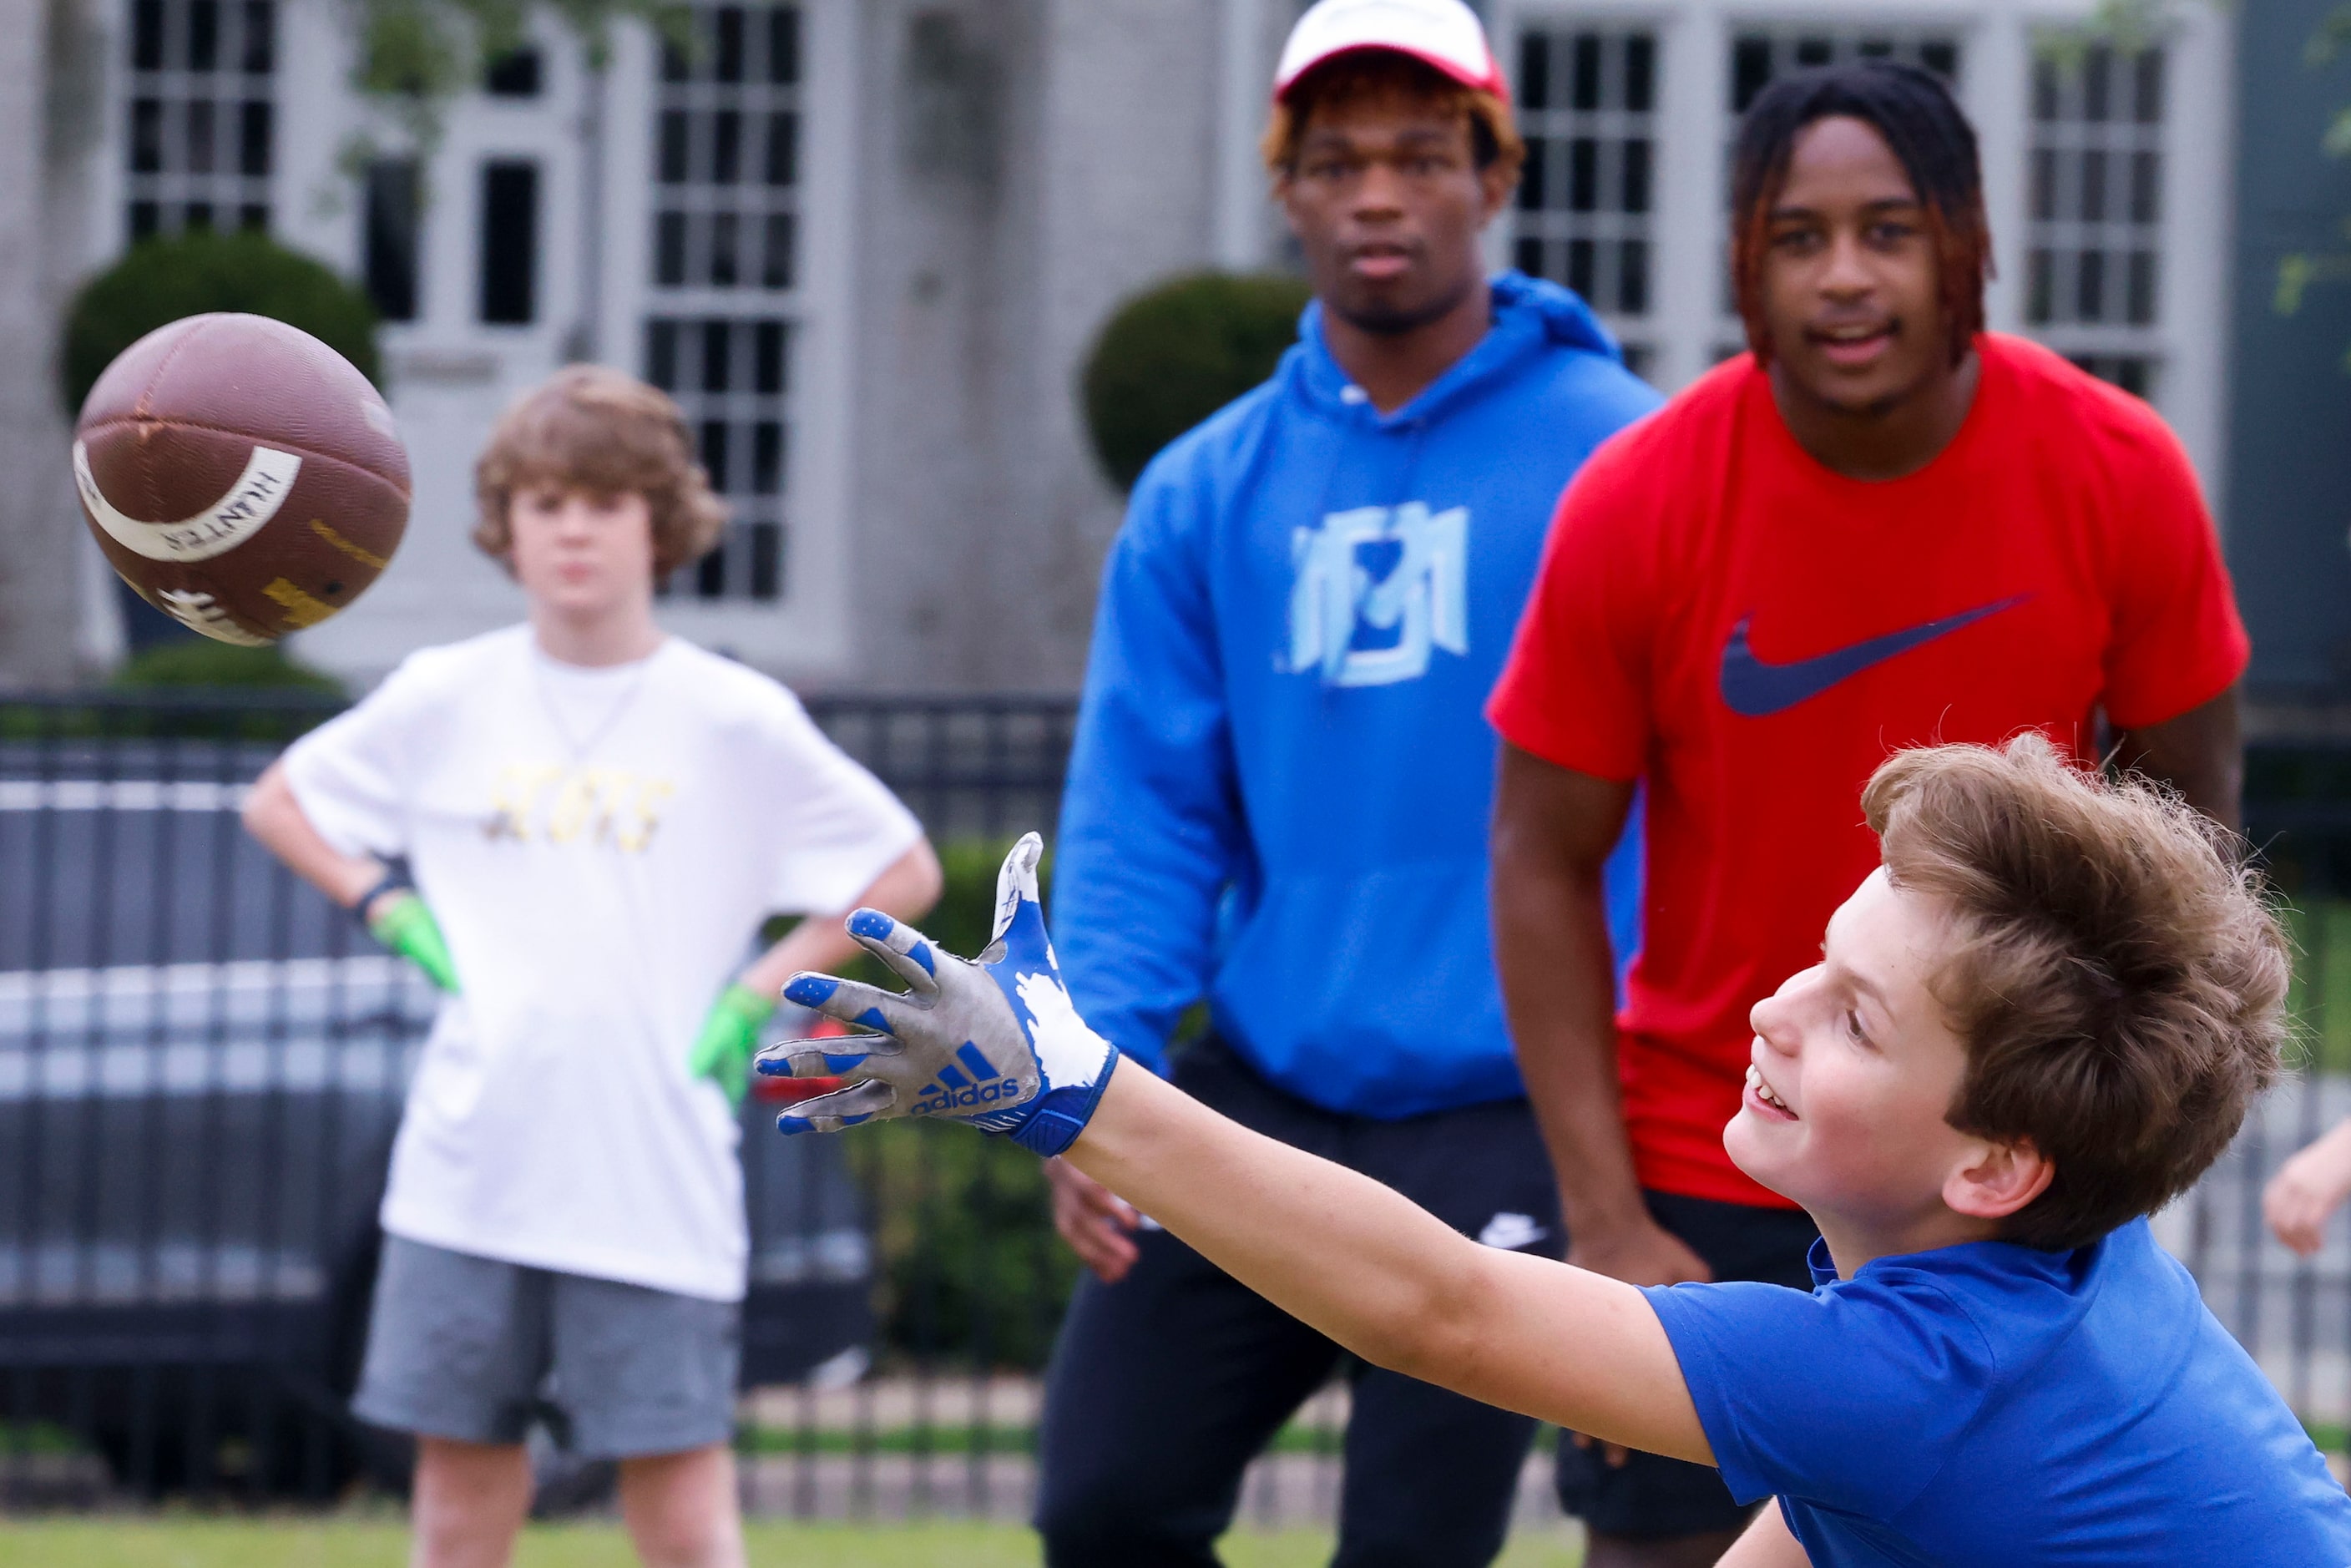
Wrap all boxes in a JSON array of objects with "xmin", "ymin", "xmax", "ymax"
[{"xmin": 754, "ymin": 833, "xmax": 1117, "ymax": 1157}]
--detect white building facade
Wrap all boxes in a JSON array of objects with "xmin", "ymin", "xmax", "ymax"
[{"xmin": 58, "ymin": 0, "xmax": 2234, "ymax": 691}]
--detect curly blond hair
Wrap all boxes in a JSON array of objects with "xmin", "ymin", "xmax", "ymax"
[{"xmin": 473, "ymin": 366, "xmax": 728, "ymax": 577}]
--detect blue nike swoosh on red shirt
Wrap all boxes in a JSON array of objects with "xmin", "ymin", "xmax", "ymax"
[{"xmin": 1718, "ymin": 595, "xmax": 2031, "ymax": 718}]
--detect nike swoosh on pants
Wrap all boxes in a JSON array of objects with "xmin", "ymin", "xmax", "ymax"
[{"xmin": 1717, "ymin": 595, "xmax": 2030, "ymax": 718}]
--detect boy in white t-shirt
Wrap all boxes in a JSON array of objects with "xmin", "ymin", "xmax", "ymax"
[{"xmin": 243, "ymin": 367, "xmax": 941, "ymax": 1568}]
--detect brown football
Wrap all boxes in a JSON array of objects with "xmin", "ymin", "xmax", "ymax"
[{"xmin": 73, "ymin": 313, "xmax": 411, "ymax": 645}]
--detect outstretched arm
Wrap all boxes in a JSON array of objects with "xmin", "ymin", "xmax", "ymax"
[
  {"xmin": 760, "ymin": 845, "xmax": 1711, "ymax": 1464},
  {"xmin": 1066, "ymin": 1059, "xmax": 1712, "ymax": 1462}
]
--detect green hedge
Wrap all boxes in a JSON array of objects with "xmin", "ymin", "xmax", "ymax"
[
  {"xmin": 1080, "ymin": 271, "xmax": 1312, "ymax": 493},
  {"xmin": 60, "ymin": 230, "xmax": 382, "ymax": 418}
]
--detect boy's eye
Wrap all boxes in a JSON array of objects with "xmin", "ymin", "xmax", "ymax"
[{"xmin": 1845, "ymin": 1010, "xmax": 1870, "ymax": 1045}]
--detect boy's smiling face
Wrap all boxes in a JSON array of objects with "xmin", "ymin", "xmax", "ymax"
[{"xmin": 1727, "ymin": 867, "xmax": 2049, "ymax": 1269}]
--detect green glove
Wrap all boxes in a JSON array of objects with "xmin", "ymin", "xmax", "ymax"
[
  {"xmin": 367, "ymin": 890, "xmax": 460, "ymax": 994},
  {"xmin": 689, "ymin": 981, "xmax": 776, "ymax": 1105}
]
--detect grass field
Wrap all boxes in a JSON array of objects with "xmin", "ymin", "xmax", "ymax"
[{"xmin": 0, "ymin": 1520, "xmax": 1585, "ymax": 1566}]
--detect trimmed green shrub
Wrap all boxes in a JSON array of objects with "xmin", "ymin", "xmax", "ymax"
[
  {"xmin": 1080, "ymin": 271, "xmax": 1312, "ymax": 493},
  {"xmin": 60, "ymin": 230, "xmax": 382, "ymax": 417},
  {"xmin": 109, "ymin": 639, "xmax": 346, "ymax": 696}
]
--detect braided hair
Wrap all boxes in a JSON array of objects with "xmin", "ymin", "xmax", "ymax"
[{"xmin": 1729, "ymin": 60, "xmax": 1990, "ymax": 367}]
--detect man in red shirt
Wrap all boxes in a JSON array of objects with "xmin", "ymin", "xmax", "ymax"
[{"xmin": 1486, "ymin": 61, "xmax": 2245, "ymax": 1568}]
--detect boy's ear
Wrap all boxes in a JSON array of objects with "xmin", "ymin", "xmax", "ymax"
[{"xmin": 1944, "ymin": 1136, "xmax": 2054, "ymax": 1222}]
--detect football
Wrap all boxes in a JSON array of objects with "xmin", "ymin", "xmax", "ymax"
[{"xmin": 72, "ymin": 312, "xmax": 411, "ymax": 645}]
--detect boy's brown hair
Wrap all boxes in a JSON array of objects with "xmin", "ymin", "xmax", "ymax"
[
  {"xmin": 473, "ymin": 366, "xmax": 729, "ymax": 577},
  {"xmin": 1262, "ymin": 51, "xmax": 1524, "ymax": 185},
  {"xmin": 1863, "ymin": 735, "xmax": 2289, "ymax": 1252}
]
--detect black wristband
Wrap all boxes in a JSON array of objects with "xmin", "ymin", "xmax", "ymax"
[{"xmin": 353, "ymin": 871, "xmax": 409, "ymax": 924}]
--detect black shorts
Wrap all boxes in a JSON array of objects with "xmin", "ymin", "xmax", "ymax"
[
  {"xmin": 1554, "ymin": 1189, "xmax": 1819, "ymax": 1540},
  {"xmin": 1035, "ymin": 1037, "xmax": 1562, "ymax": 1568}
]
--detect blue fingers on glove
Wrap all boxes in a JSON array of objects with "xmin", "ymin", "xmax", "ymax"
[{"xmin": 754, "ymin": 834, "xmax": 1117, "ymax": 1155}]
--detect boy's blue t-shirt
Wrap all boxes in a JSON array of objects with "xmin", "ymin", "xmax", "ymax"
[{"xmin": 1645, "ymin": 1218, "xmax": 2351, "ymax": 1565}]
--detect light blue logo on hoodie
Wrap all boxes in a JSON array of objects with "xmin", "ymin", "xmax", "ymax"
[{"xmin": 1286, "ymin": 501, "xmax": 1469, "ymax": 685}]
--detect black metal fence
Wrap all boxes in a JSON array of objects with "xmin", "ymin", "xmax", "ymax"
[{"xmin": 0, "ymin": 689, "xmax": 2343, "ymax": 1525}]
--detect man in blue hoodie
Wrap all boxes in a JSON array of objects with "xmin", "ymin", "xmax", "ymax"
[{"xmin": 1034, "ymin": 3, "xmax": 1659, "ymax": 1562}]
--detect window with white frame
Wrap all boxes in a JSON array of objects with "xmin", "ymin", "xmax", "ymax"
[
  {"xmin": 2025, "ymin": 43, "xmax": 2166, "ymax": 399},
  {"xmin": 645, "ymin": 3, "xmax": 800, "ymax": 603},
  {"xmin": 1512, "ymin": 27, "xmax": 1660, "ymax": 379},
  {"xmin": 1716, "ymin": 30, "xmax": 1961, "ymax": 357},
  {"xmin": 124, "ymin": 0, "xmax": 276, "ymax": 240}
]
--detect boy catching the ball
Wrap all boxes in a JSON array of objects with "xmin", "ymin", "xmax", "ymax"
[
  {"xmin": 765, "ymin": 737, "xmax": 2351, "ymax": 1563},
  {"xmin": 244, "ymin": 367, "xmax": 940, "ymax": 1568}
]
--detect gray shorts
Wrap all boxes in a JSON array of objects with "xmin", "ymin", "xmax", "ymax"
[{"xmin": 351, "ymin": 1234, "xmax": 741, "ymax": 1460}]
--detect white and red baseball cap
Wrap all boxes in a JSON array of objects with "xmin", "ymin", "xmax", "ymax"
[{"xmin": 1272, "ymin": 0, "xmax": 1508, "ymax": 103}]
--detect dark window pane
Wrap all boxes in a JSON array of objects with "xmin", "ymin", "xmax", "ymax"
[
  {"xmin": 187, "ymin": 99, "xmax": 215, "ymax": 174},
  {"xmin": 242, "ymin": 1, "xmax": 273, "ymax": 73},
  {"xmin": 646, "ymin": 320, "xmax": 680, "ymax": 389},
  {"xmin": 1514, "ymin": 235, "xmax": 1543, "ymax": 278},
  {"xmin": 478, "ymin": 159, "xmax": 538, "ymax": 324},
  {"xmin": 1620, "ymin": 239, "xmax": 1650, "ymax": 314},
  {"xmin": 129, "ymin": 200, "xmax": 160, "ymax": 239},
  {"xmin": 2026, "ymin": 248, "xmax": 2053, "ymax": 323},
  {"xmin": 764, "ymin": 113, "xmax": 797, "ymax": 185},
  {"xmin": 712, "ymin": 109, "xmax": 741, "ymax": 183},
  {"xmin": 1794, "ymin": 37, "xmax": 1832, "ymax": 67},
  {"xmin": 2134, "ymin": 49, "xmax": 2164, "ymax": 124},
  {"xmin": 2080, "ymin": 149, "xmax": 2106, "ymax": 222},
  {"xmin": 1569, "ymin": 137, "xmax": 1597, "ymax": 212},
  {"xmin": 1621, "ymin": 343, "xmax": 1654, "ymax": 382},
  {"xmin": 715, "ymin": 7, "xmax": 745, "ymax": 82},
  {"xmin": 1518, "ymin": 33, "xmax": 1548, "ymax": 110},
  {"xmin": 190, "ymin": 0, "xmax": 219, "ymax": 69},
  {"xmin": 133, "ymin": 0, "xmax": 164, "ymax": 69},
  {"xmin": 2126, "ymin": 250, "xmax": 2156, "ymax": 325},
  {"xmin": 761, "ymin": 213, "xmax": 794, "ymax": 289},
  {"xmin": 1571, "ymin": 33, "xmax": 1600, "ymax": 111},
  {"xmin": 2130, "ymin": 151, "xmax": 2160, "ymax": 224},
  {"xmin": 768, "ymin": 8, "xmax": 800, "ymax": 83},
  {"xmin": 659, "ymin": 111, "xmax": 689, "ymax": 184},
  {"xmin": 185, "ymin": 201, "xmax": 213, "ymax": 230},
  {"xmin": 1567, "ymin": 237, "xmax": 1595, "ymax": 297},
  {"xmin": 131, "ymin": 99, "xmax": 163, "ymax": 173},
  {"xmin": 699, "ymin": 418, "xmax": 730, "ymax": 485},
  {"xmin": 709, "ymin": 211, "xmax": 738, "ymax": 286},
  {"xmin": 2033, "ymin": 58, "xmax": 2059, "ymax": 120},
  {"xmin": 2030, "ymin": 147, "xmax": 2055, "ymax": 221},
  {"xmin": 1732, "ymin": 38, "xmax": 1772, "ymax": 112},
  {"xmin": 2084, "ymin": 47, "xmax": 2111, "ymax": 121},
  {"xmin": 484, "ymin": 46, "xmax": 541, "ymax": 96},
  {"xmin": 749, "ymin": 522, "xmax": 781, "ymax": 599},
  {"xmin": 363, "ymin": 158, "xmax": 420, "ymax": 321},
  {"xmin": 696, "ymin": 547, "xmax": 725, "ymax": 598},
  {"xmin": 702, "ymin": 321, "xmax": 731, "ymax": 392},
  {"xmin": 1919, "ymin": 41, "xmax": 1958, "ymax": 80},
  {"xmin": 1518, "ymin": 138, "xmax": 1545, "ymax": 211},
  {"xmin": 755, "ymin": 320, "xmax": 785, "ymax": 392},
  {"xmin": 662, "ymin": 37, "xmax": 690, "ymax": 82},
  {"xmin": 239, "ymin": 99, "xmax": 270, "ymax": 176},
  {"xmin": 655, "ymin": 210, "xmax": 687, "ymax": 286},
  {"xmin": 1623, "ymin": 139, "xmax": 1651, "ymax": 214},
  {"xmin": 752, "ymin": 421, "xmax": 782, "ymax": 493},
  {"xmin": 2076, "ymin": 249, "xmax": 2105, "ymax": 321},
  {"xmin": 239, "ymin": 202, "xmax": 266, "ymax": 230},
  {"xmin": 1626, "ymin": 34, "xmax": 1655, "ymax": 112}
]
